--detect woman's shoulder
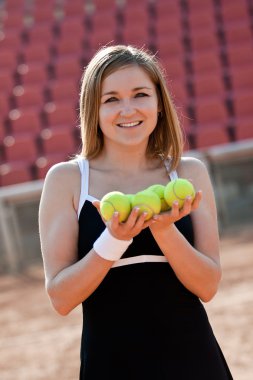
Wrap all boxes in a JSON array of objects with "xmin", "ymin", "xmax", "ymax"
[
  {"xmin": 46, "ymin": 159, "xmax": 80, "ymax": 181},
  {"xmin": 176, "ymin": 156, "xmax": 210, "ymax": 184}
]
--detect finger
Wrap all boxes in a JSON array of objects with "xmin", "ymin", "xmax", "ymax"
[
  {"xmin": 92, "ymin": 200, "xmax": 100, "ymax": 213},
  {"xmin": 181, "ymin": 196, "xmax": 193, "ymax": 215},
  {"xmin": 192, "ymin": 190, "xmax": 202, "ymax": 210},
  {"xmin": 125, "ymin": 207, "xmax": 140, "ymax": 228}
]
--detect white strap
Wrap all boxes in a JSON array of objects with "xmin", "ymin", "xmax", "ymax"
[
  {"xmin": 164, "ymin": 158, "xmax": 178, "ymax": 181},
  {"xmin": 112, "ymin": 254, "xmax": 168, "ymax": 268},
  {"xmin": 76, "ymin": 157, "xmax": 89, "ymax": 218}
]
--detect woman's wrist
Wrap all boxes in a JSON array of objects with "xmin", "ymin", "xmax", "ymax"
[{"xmin": 93, "ymin": 228, "xmax": 133, "ymax": 261}]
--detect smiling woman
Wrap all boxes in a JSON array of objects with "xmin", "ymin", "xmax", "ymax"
[{"xmin": 39, "ymin": 45, "xmax": 233, "ymax": 380}]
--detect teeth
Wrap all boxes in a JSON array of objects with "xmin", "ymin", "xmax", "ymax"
[{"xmin": 118, "ymin": 121, "xmax": 141, "ymax": 127}]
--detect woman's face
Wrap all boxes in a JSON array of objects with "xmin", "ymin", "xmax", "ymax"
[{"xmin": 99, "ymin": 65, "xmax": 159, "ymax": 150}]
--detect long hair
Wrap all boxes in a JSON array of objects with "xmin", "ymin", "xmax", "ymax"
[{"xmin": 79, "ymin": 45, "xmax": 183, "ymax": 171}]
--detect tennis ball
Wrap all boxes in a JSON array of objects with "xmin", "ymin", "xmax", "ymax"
[
  {"xmin": 100, "ymin": 191, "xmax": 131, "ymax": 222},
  {"xmin": 131, "ymin": 190, "xmax": 161, "ymax": 221},
  {"xmin": 147, "ymin": 184, "xmax": 170, "ymax": 212},
  {"xmin": 164, "ymin": 178, "xmax": 195, "ymax": 209}
]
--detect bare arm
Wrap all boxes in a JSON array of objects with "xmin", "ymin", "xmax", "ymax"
[
  {"xmin": 39, "ymin": 163, "xmax": 113, "ymax": 316},
  {"xmin": 39, "ymin": 162, "xmax": 153, "ymax": 315},
  {"xmin": 149, "ymin": 158, "xmax": 222, "ymax": 302}
]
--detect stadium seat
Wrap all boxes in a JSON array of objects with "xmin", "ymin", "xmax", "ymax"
[
  {"xmin": 2, "ymin": 0, "xmax": 26, "ymax": 11},
  {"xmin": 24, "ymin": 23, "xmax": 56, "ymax": 44},
  {"xmin": 220, "ymin": 1, "xmax": 249, "ymax": 25},
  {"xmin": 28, "ymin": 3, "xmax": 56, "ymax": 25},
  {"xmin": 0, "ymin": 162, "xmax": 33, "ymax": 186},
  {"xmin": 188, "ymin": 8, "xmax": 216, "ymax": 32},
  {"xmin": 17, "ymin": 62, "xmax": 50, "ymax": 85},
  {"xmin": 0, "ymin": 117, "xmax": 6, "ymax": 141},
  {"xmin": 0, "ymin": 93, "xmax": 10, "ymax": 120},
  {"xmin": 20, "ymin": 44, "xmax": 52, "ymax": 64},
  {"xmin": 47, "ymin": 79, "xmax": 79, "ymax": 103},
  {"xmin": 224, "ymin": 21, "xmax": 252, "ymax": 46},
  {"xmin": 194, "ymin": 126, "xmax": 230, "ymax": 149},
  {"xmin": 229, "ymin": 65, "xmax": 253, "ymax": 94},
  {"xmin": 57, "ymin": 17, "xmax": 85, "ymax": 40},
  {"xmin": 3, "ymin": 134, "xmax": 38, "ymax": 163},
  {"xmin": 233, "ymin": 92, "xmax": 253, "ymax": 120},
  {"xmin": 8, "ymin": 108, "xmax": 42, "ymax": 135},
  {"xmin": 122, "ymin": 3, "xmax": 150, "ymax": 46},
  {"xmin": 226, "ymin": 44, "xmax": 253, "ymax": 68},
  {"xmin": 0, "ymin": 49, "xmax": 18, "ymax": 71},
  {"xmin": 191, "ymin": 51, "xmax": 222, "ymax": 75},
  {"xmin": 0, "ymin": 70, "xmax": 14, "ymax": 94},
  {"xmin": 156, "ymin": 36, "xmax": 184, "ymax": 59},
  {"xmin": 39, "ymin": 128, "xmax": 77, "ymax": 156},
  {"xmin": 11, "ymin": 84, "xmax": 45, "ymax": 109},
  {"xmin": 193, "ymin": 74, "xmax": 226, "ymax": 100},
  {"xmin": 160, "ymin": 57, "xmax": 185, "ymax": 80},
  {"xmin": 35, "ymin": 153, "xmax": 68, "ymax": 179},
  {"xmin": 168, "ymin": 80, "xmax": 188, "ymax": 106},
  {"xmin": 235, "ymin": 120, "xmax": 253, "ymax": 141},
  {"xmin": 62, "ymin": 0, "xmax": 86, "ymax": 17},
  {"xmin": 43, "ymin": 101, "xmax": 78, "ymax": 129},
  {"xmin": 52, "ymin": 56, "xmax": 83, "ymax": 80},
  {"xmin": 89, "ymin": 9, "xmax": 117, "ymax": 51},
  {"xmin": 194, "ymin": 99, "xmax": 228, "ymax": 127},
  {"xmin": 0, "ymin": 30, "xmax": 21, "ymax": 50},
  {"xmin": 53, "ymin": 36, "xmax": 84, "ymax": 57},
  {"xmin": 0, "ymin": 10, "xmax": 24, "ymax": 31},
  {"xmin": 190, "ymin": 31, "xmax": 219, "ymax": 54}
]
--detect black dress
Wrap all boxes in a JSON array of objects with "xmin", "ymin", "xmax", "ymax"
[{"xmin": 77, "ymin": 158, "xmax": 233, "ymax": 380}]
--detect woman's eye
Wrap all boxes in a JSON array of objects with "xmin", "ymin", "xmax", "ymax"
[
  {"xmin": 135, "ymin": 92, "xmax": 148, "ymax": 98},
  {"xmin": 105, "ymin": 97, "xmax": 118, "ymax": 103}
]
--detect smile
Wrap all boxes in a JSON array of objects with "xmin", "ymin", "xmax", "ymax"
[{"xmin": 117, "ymin": 121, "xmax": 142, "ymax": 128}]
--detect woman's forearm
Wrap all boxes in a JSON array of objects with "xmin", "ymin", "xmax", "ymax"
[
  {"xmin": 46, "ymin": 250, "xmax": 113, "ymax": 316},
  {"xmin": 150, "ymin": 223, "xmax": 222, "ymax": 302}
]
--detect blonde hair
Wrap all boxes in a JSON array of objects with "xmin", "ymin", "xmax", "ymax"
[{"xmin": 79, "ymin": 45, "xmax": 183, "ymax": 171}]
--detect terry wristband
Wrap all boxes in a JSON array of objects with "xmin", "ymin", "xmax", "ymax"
[{"xmin": 93, "ymin": 228, "xmax": 133, "ymax": 261}]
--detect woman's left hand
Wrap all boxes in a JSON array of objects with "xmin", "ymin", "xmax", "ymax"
[{"xmin": 150, "ymin": 190, "xmax": 202, "ymax": 231}]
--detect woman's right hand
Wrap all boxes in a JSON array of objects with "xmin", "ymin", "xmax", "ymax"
[{"xmin": 92, "ymin": 201, "xmax": 155, "ymax": 241}]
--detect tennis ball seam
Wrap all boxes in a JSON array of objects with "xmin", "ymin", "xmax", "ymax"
[{"xmin": 172, "ymin": 182, "xmax": 193, "ymax": 200}]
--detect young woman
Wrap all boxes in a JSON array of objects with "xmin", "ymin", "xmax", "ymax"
[{"xmin": 39, "ymin": 45, "xmax": 233, "ymax": 379}]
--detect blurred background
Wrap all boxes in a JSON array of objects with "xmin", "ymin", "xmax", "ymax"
[{"xmin": 0, "ymin": 0, "xmax": 252, "ymax": 379}]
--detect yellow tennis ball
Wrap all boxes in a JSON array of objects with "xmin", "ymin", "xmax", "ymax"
[
  {"xmin": 164, "ymin": 178, "xmax": 195, "ymax": 209},
  {"xmin": 131, "ymin": 190, "xmax": 161, "ymax": 221},
  {"xmin": 100, "ymin": 191, "xmax": 131, "ymax": 222},
  {"xmin": 147, "ymin": 184, "xmax": 170, "ymax": 212}
]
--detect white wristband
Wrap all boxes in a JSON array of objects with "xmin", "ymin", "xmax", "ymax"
[{"xmin": 93, "ymin": 228, "xmax": 133, "ymax": 261}]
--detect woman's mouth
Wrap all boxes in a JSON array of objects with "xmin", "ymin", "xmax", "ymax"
[{"xmin": 117, "ymin": 121, "xmax": 142, "ymax": 128}]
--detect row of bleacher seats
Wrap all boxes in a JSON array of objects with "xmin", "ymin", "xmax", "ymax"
[{"xmin": 0, "ymin": 0, "xmax": 253, "ymax": 186}]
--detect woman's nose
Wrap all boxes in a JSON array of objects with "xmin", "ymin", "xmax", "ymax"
[{"xmin": 119, "ymin": 100, "xmax": 135, "ymax": 116}]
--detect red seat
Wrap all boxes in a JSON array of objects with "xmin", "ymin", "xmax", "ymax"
[
  {"xmin": 20, "ymin": 44, "xmax": 52, "ymax": 64},
  {"xmin": 57, "ymin": 17, "xmax": 86, "ymax": 39},
  {"xmin": 40, "ymin": 128, "xmax": 77, "ymax": 156},
  {"xmin": 2, "ymin": 0, "xmax": 26, "ymax": 11},
  {"xmin": 156, "ymin": 36, "xmax": 184, "ymax": 59},
  {"xmin": 3, "ymin": 134, "xmax": 38, "ymax": 163},
  {"xmin": 25, "ymin": 23, "xmax": 55, "ymax": 44},
  {"xmin": 221, "ymin": 2, "xmax": 249, "ymax": 24},
  {"xmin": 35, "ymin": 153, "xmax": 68, "ymax": 179},
  {"xmin": 0, "ymin": 162, "xmax": 33, "ymax": 186},
  {"xmin": 230, "ymin": 65, "xmax": 253, "ymax": 94},
  {"xmin": 159, "ymin": 57, "xmax": 185, "ymax": 80},
  {"xmin": 156, "ymin": 14, "xmax": 182, "ymax": 38},
  {"xmin": 233, "ymin": 92, "xmax": 253, "ymax": 120},
  {"xmin": 0, "ymin": 70, "xmax": 14, "ymax": 93},
  {"xmin": 0, "ymin": 30, "xmax": 21, "ymax": 50},
  {"xmin": 224, "ymin": 21, "xmax": 252, "ymax": 46},
  {"xmin": 194, "ymin": 126, "xmax": 230, "ymax": 149},
  {"xmin": 122, "ymin": 3, "xmax": 149, "ymax": 46},
  {"xmin": 0, "ymin": 117, "xmax": 6, "ymax": 141},
  {"xmin": 0, "ymin": 49, "xmax": 18, "ymax": 71},
  {"xmin": 194, "ymin": 99, "xmax": 228, "ymax": 127},
  {"xmin": 0, "ymin": 10, "xmax": 24, "ymax": 30},
  {"xmin": 90, "ymin": 10, "xmax": 117, "ymax": 50},
  {"xmin": 17, "ymin": 62, "xmax": 49, "ymax": 85},
  {"xmin": 191, "ymin": 51, "xmax": 222, "ymax": 75},
  {"xmin": 226, "ymin": 44, "xmax": 253, "ymax": 68},
  {"xmin": 8, "ymin": 108, "xmax": 42, "ymax": 135},
  {"xmin": 54, "ymin": 36, "xmax": 84, "ymax": 57},
  {"xmin": 43, "ymin": 101, "xmax": 78, "ymax": 129},
  {"xmin": 168, "ymin": 80, "xmax": 188, "ymax": 106},
  {"xmin": 47, "ymin": 79, "xmax": 79, "ymax": 103},
  {"xmin": 52, "ymin": 57, "xmax": 82, "ymax": 80},
  {"xmin": 190, "ymin": 31, "xmax": 219, "ymax": 54},
  {"xmin": 62, "ymin": 1, "xmax": 86, "ymax": 17},
  {"xmin": 188, "ymin": 8, "xmax": 216, "ymax": 32},
  {"xmin": 0, "ymin": 93, "xmax": 10, "ymax": 119},
  {"xmin": 193, "ymin": 74, "xmax": 225, "ymax": 100},
  {"xmin": 28, "ymin": 3, "xmax": 56, "ymax": 24},
  {"xmin": 12, "ymin": 84, "xmax": 45, "ymax": 109},
  {"xmin": 235, "ymin": 119, "xmax": 253, "ymax": 141}
]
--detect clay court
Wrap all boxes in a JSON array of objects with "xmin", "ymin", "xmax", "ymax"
[{"xmin": 0, "ymin": 225, "xmax": 252, "ymax": 380}]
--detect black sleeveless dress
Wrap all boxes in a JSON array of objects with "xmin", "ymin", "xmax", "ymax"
[{"xmin": 77, "ymin": 159, "xmax": 233, "ymax": 380}]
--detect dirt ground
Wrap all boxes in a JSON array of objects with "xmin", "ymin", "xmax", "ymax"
[{"xmin": 0, "ymin": 226, "xmax": 252, "ymax": 380}]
